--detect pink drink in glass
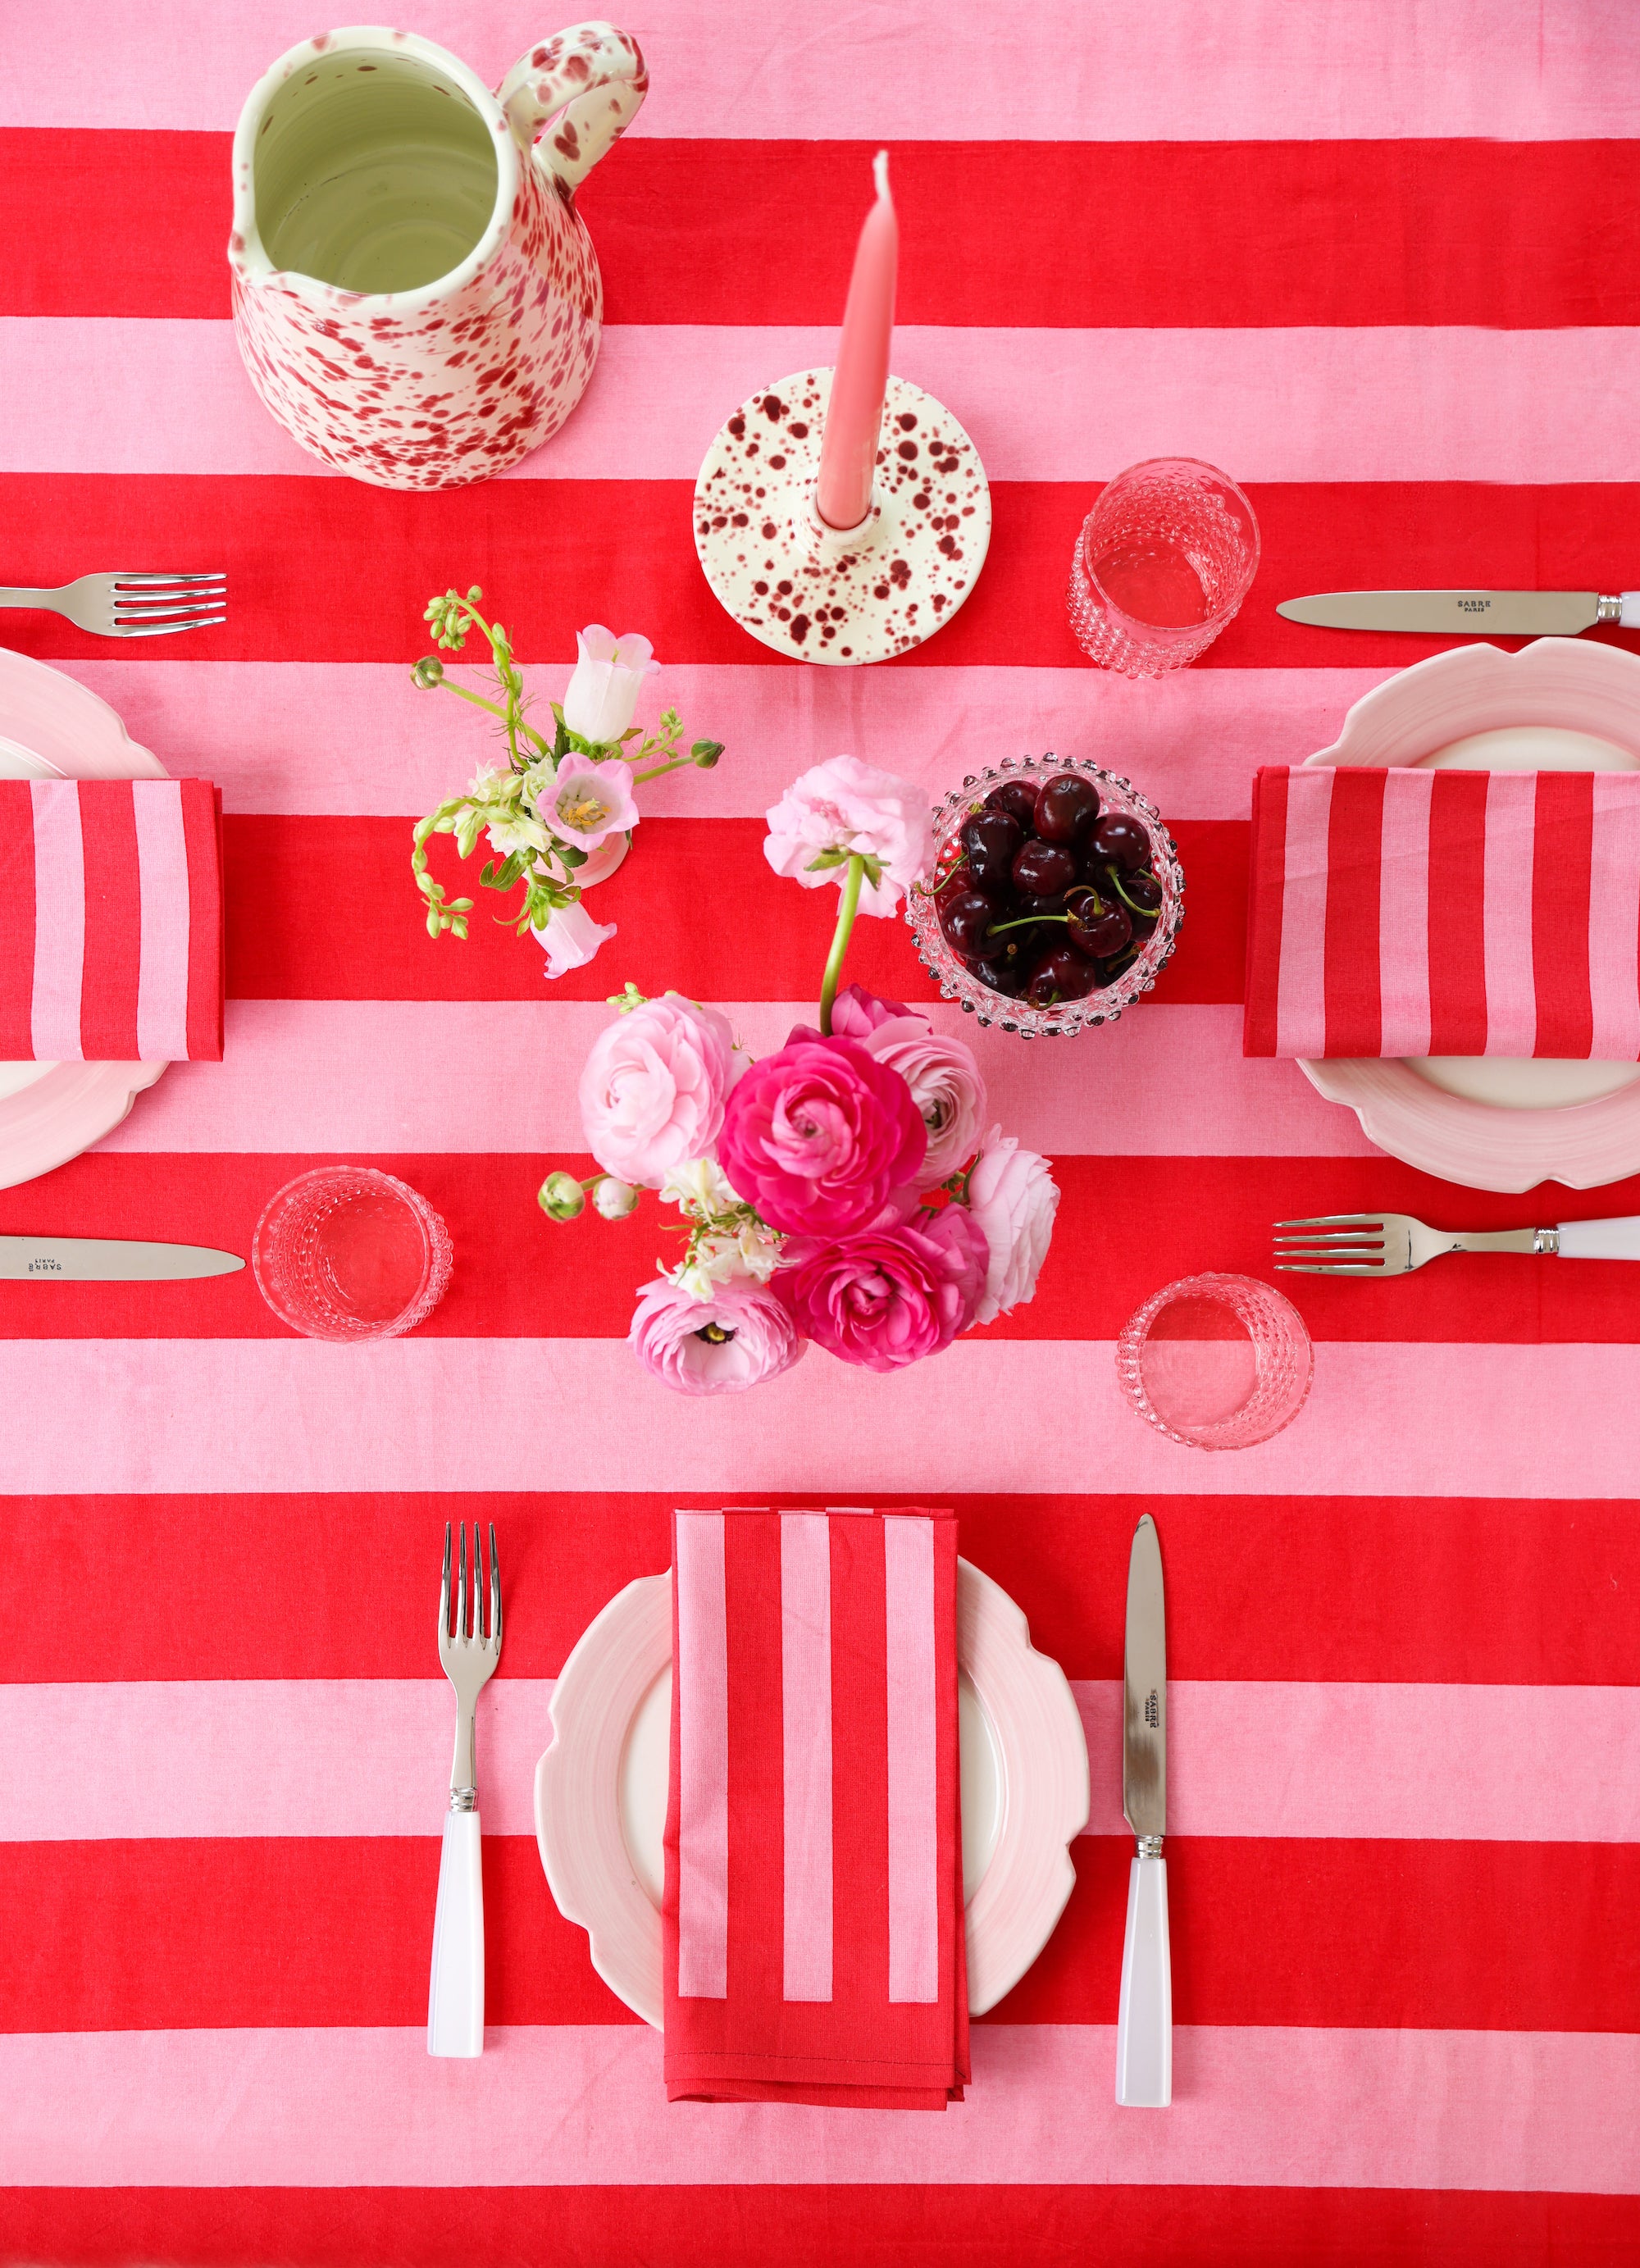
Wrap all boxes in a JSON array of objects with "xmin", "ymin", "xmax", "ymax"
[{"xmin": 1068, "ymin": 458, "xmax": 1260, "ymax": 678}]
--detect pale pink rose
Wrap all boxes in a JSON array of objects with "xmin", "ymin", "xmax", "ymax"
[
  {"xmin": 630, "ymin": 1273, "xmax": 805, "ymax": 1395},
  {"xmin": 539, "ymin": 750, "xmax": 639, "ymax": 853},
  {"xmin": 534, "ymin": 899, "xmax": 617, "ymax": 980},
  {"xmin": 579, "ymin": 993, "xmax": 743, "ymax": 1188},
  {"xmin": 964, "ymin": 1126, "xmax": 1060, "ymax": 1325},
  {"xmin": 776, "ymin": 1205, "xmax": 988, "ymax": 1373},
  {"xmin": 763, "ymin": 755, "xmax": 933, "ymax": 916},
  {"xmin": 562, "ymin": 626, "xmax": 658, "ymax": 745}
]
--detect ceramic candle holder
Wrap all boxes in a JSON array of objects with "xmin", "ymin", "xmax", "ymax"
[{"xmin": 694, "ymin": 369, "xmax": 991, "ymax": 665}]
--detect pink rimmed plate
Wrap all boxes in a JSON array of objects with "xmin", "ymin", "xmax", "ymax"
[
  {"xmin": 1301, "ymin": 637, "xmax": 1640, "ymax": 1191},
  {"xmin": 0, "ymin": 646, "xmax": 168, "ymax": 1190},
  {"xmin": 535, "ymin": 1557, "xmax": 1090, "ymax": 2026}
]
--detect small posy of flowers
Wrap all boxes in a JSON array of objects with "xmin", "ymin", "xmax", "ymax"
[
  {"xmin": 538, "ymin": 755, "xmax": 1060, "ymax": 1394},
  {"xmin": 409, "ymin": 589, "xmax": 723, "ymax": 979}
]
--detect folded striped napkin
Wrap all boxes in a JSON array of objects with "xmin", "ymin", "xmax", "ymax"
[
  {"xmin": 0, "ymin": 779, "xmax": 224, "ymax": 1061},
  {"xmin": 1245, "ymin": 765, "xmax": 1640, "ymax": 1059},
  {"xmin": 663, "ymin": 1506, "xmax": 969, "ymax": 2107}
]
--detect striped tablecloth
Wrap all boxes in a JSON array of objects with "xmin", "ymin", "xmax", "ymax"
[{"xmin": 5, "ymin": 4, "xmax": 1640, "ymax": 2261}]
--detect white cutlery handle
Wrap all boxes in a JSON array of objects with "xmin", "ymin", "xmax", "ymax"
[
  {"xmin": 1556, "ymin": 1215, "xmax": 1640, "ymax": 1260},
  {"xmin": 1620, "ymin": 594, "xmax": 1640, "ymax": 630},
  {"xmin": 1115, "ymin": 1851, "xmax": 1172, "ymax": 2107},
  {"xmin": 427, "ymin": 1807, "xmax": 485, "ymax": 2057}
]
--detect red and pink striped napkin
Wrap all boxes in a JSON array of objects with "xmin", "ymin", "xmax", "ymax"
[
  {"xmin": 0, "ymin": 778, "xmax": 224, "ymax": 1061},
  {"xmin": 663, "ymin": 1506, "xmax": 969, "ymax": 2107},
  {"xmin": 1245, "ymin": 765, "xmax": 1640, "ymax": 1059}
]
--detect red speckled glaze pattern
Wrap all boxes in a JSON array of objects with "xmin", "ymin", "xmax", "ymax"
[
  {"xmin": 694, "ymin": 369, "xmax": 991, "ymax": 665},
  {"xmin": 229, "ymin": 24, "xmax": 646, "ymax": 491}
]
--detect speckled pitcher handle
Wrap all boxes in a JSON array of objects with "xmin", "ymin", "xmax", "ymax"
[{"xmin": 499, "ymin": 20, "xmax": 649, "ymax": 194}]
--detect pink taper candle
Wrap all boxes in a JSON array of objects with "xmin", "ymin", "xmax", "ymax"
[{"xmin": 814, "ymin": 151, "xmax": 898, "ymax": 531}]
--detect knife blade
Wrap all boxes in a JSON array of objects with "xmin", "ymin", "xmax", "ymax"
[
  {"xmin": 1116, "ymin": 1511, "xmax": 1171, "ymax": 2108},
  {"xmin": 0, "ymin": 1236, "xmax": 244, "ymax": 1281},
  {"xmin": 1277, "ymin": 588, "xmax": 1631, "ymax": 636}
]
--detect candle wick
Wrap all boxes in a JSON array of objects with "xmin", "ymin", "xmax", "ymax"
[{"xmin": 872, "ymin": 148, "xmax": 891, "ymax": 203}]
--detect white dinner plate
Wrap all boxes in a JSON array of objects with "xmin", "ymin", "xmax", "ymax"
[
  {"xmin": 535, "ymin": 1558, "xmax": 1090, "ymax": 2025},
  {"xmin": 1301, "ymin": 638, "xmax": 1640, "ymax": 1189}
]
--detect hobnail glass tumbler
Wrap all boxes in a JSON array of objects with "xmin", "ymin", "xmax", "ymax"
[
  {"xmin": 1115, "ymin": 1273, "xmax": 1311, "ymax": 1451},
  {"xmin": 1067, "ymin": 458, "xmax": 1260, "ymax": 678},
  {"xmin": 253, "ymin": 1167, "xmax": 453, "ymax": 1341}
]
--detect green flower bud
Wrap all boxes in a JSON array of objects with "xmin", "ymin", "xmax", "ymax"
[
  {"xmin": 467, "ymin": 585, "xmax": 482, "ymax": 601},
  {"xmin": 537, "ymin": 1170, "xmax": 587, "ymax": 1223},
  {"xmin": 690, "ymin": 740, "xmax": 724, "ymax": 768},
  {"xmin": 592, "ymin": 1176, "xmax": 641, "ymax": 1222},
  {"xmin": 412, "ymin": 656, "xmax": 445, "ymax": 690}
]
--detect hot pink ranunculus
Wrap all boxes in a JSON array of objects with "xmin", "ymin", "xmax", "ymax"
[
  {"xmin": 776, "ymin": 1205, "xmax": 988, "ymax": 1372},
  {"xmin": 630, "ymin": 1273, "xmax": 805, "ymax": 1395},
  {"xmin": 717, "ymin": 1035, "xmax": 927, "ymax": 1236},
  {"xmin": 579, "ymin": 993, "xmax": 743, "ymax": 1190},
  {"xmin": 827, "ymin": 981, "xmax": 913, "ymax": 1038}
]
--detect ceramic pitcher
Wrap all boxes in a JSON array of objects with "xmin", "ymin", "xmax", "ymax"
[{"xmin": 229, "ymin": 21, "xmax": 647, "ymax": 490}]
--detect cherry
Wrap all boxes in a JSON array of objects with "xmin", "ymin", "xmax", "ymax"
[
  {"xmin": 939, "ymin": 887, "xmax": 1000, "ymax": 956},
  {"xmin": 1034, "ymin": 772, "xmax": 1100, "ymax": 844},
  {"xmin": 984, "ymin": 780, "xmax": 1038, "ymax": 828},
  {"xmin": 1091, "ymin": 813, "xmax": 1151, "ymax": 872},
  {"xmin": 1025, "ymin": 944, "xmax": 1099, "ymax": 1005},
  {"xmin": 1012, "ymin": 840, "xmax": 1079, "ymax": 898},
  {"xmin": 966, "ymin": 955, "xmax": 1027, "ymax": 999},
  {"xmin": 1118, "ymin": 867, "xmax": 1163, "ymax": 913},
  {"xmin": 1065, "ymin": 889, "xmax": 1132, "ymax": 959},
  {"xmin": 959, "ymin": 809, "xmax": 1023, "ymax": 892}
]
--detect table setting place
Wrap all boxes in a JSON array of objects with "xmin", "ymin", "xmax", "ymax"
[{"xmin": 3, "ymin": 7, "xmax": 1640, "ymax": 2267}]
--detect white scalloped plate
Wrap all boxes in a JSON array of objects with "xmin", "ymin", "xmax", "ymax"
[
  {"xmin": 1301, "ymin": 637, "xmax": 1640, "ymax": 1190},
  {"xmin": 0, "ymin": 648, "xmax": 167, "ymax": 1188},
  {"xmin": 535, "ymin": 1557, "xmax": 1090, "ymax": 2027}
]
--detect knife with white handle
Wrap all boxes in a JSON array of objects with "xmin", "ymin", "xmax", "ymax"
[
  {"xmin": 1277, "ymin": 590, "xmax": 1640, "ymax": 636},
  {"xmin": 0, "ymin": 1236, "xmax": 244, "ymax": 1279},
  {"xmin": 1116, "ymin": 1511, "xmax": 1170, "ymax": 2109}
]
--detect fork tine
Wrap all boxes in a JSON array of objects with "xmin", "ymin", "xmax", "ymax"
[
  {"xmin": 490, "ymin": 1523, "xmax": 501, "ymax": 1651},
  {"xmin": 472, "ymin": 1523, "xmax": 485, "ymax": 1644},
  {"xmin": 1273, "ymin": 1230, "xmax": 1384, "ymax": 1245},
  {"xmin": 1274, "ymin": 1263, "xmax": 1387, "ymax": 1276},
  {"xmin": 109, "ymin": 572, "xmax": 229, "ymax": 589},
  {"xmin": 457, "ymin": 1522, "xmax": 468, "ymax": 1641},
  {"xmin": 1273, "ymin": 1214, "xmax": 1384, "ymax": 1229},
  {"xmin": 439, "ymin": 1522, "xmax": 452, "ymax": 1642},
  {"xmin": 1275, "ymin": 1248, "xmax": 1388, "ymax": 1263},
  {"xmin": 113, "ymin": 594, "xmax": 227, "ymax": 615},
  {"xmin": 111, "ymin": 614, "xmax": 227, "ymax": 638}
]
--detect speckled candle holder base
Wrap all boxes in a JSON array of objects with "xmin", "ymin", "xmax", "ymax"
[{"xmin": 693, "ymin": 368, "xmax": 991, "ymax": 665}]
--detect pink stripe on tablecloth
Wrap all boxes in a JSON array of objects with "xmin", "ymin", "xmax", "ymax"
[
  {"xmin": 1377, "ymin": 766, "xmax": 1433, "ymax": 1059},
  {"xmin": 9, "ymin": 1674, "xmax": 1640, "ymax": 1849},
  {"xmin": 1588, "ymin": 773, "xmax": 1640, "ymax": 1059},
  {"xmin": 130, "ymin": 778, "xmax": 190, "ymax": 1059},
  {"xmin": 14, "ymin": 1337, "xmax": 1640, "ymax": 1501},
  {"xmin": 93, "ymin": 1001, "xmax": 1375, "ymax": 1161},
  {"xmin": 60, "ymin": 659, "xmax": 1392, "ymax": 821},
  {"xmin": 779, "ymin": 1513, "xmax": 832, "ymax": 2003},
  {"xmin": 675, "ymin": 1511, "xmax": 728, "ymax": 2000},
  {"xmin": 882, "ymin": 1514, "xmax": 939, "ymax": 2004},
  {"xmin": 12, "ymin": 321, "xmax": 1640, "ymax": 487},
  {"xmin": 4, "ymin": 2022, "xmax": 1640, "ymax": 2192},
  {"xmin": 27, "ymin": 779, "xmax": 84, "ymax": 1059},
  {"xmin": 1481, "ymin": 772, "xmax": 1540, "ymax": 1057},
  {"xmin": 1273, "ymin": 767, "xmax": 1332, "ymax": 1059},
  {"xmin": 6, "ymin": 0, "xmax": 1636, "ymax": 137}
]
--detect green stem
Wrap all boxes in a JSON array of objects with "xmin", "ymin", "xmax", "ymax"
[
  {"xmin": 630, "ymin": 753, "xmax": 695, "ymax": 785},
  {"xmin": 818, "ymin": 854, "xmax": 865, "ymax": 1037},
  {"xmin": 438, "ymin": 681, "xmax": 511, "ymax": 722}
]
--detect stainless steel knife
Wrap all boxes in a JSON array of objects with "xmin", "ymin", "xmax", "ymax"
[
  {"xmin": 1277, "ymin": 589, "xmax": 1640, "ymax": 637},
  {"xmin": 0, "ymin": 1236, "xmax": 244, "ymax": 1281},
  {"xmin": 1116, "ymin": 1511, "xmax": 1171, "ymax": 2109}
]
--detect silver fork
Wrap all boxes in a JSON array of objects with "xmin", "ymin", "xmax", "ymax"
[
  {"xmin": 0, "ymin": 572, "xmax": 226, "ymax": 639},
  {"xmin": 429, "ymin": 1521, "xmax": 501, "ymax": 2058},
  {"xmin": 1273, "ymin": 1209, "xmax": 1640, "ymax": 1275}
]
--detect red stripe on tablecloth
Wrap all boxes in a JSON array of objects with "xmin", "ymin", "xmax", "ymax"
[
  {"xmin": 1424, "ymin": 769, "xmax": 1491, "ymax": 1054},
  {"xmin": 1241, "ymin": 767, "xmax": 1286, "ymax": 1055},
  {"xmin": 1532, "ymin": 771, "xmax": 1597, "ymax": 1059},
  {"xmin": 1322, "ymin": 767, "xmax": 1384, "ymax": 1058},
  {"xmin": 8, "ymin": 133, "xmax": 1640, "ymax": 330},
  {"xmin": 180, "ymin": 780, "xmax": 223, "ymax": 1059},
  {"xmin": 17, "ymin": 1150, "xmax": 1640, "ymax": 1346},
  {"xmin": 5, "ymin": 1833, "xmax": 1640, "ymax": 2038},
  {"xmin": 219, "ymin": 815, "xmax": 1245, "ymax": 1008},
  {"xmin": 1, "ymin": 2182, "xmax": 1636, "ymax": 2268},
  {"xmin": 829, "ymin": 1514, "xmax": 895, "ymax": 2030},
  {"xmin": 720, "ymin": 1511, "xmax": 784, "ymax": 2013},
  {"xmin": 3, "ymin": 476, "xmax": 1640, "ymax": 672},
  {"xmin": 0, "ymin": 779, "xmax": 36, "ymax": 1054},
  {"xmin": 7, "ymin": 1490, "xmax": 1639, "ymax": 1689},
  {"xmin": 74, "ymin": 780, "xmax": 140, "ymax": 1060}
]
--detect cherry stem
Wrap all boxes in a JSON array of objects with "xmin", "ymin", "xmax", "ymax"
[
  {"xmin": 818, "ymin": 853, "xmax": 865, "ymax": 1036},
  {"xmin": 986, "ymin": 913, "xmax": 1070, "ymax": 938}
]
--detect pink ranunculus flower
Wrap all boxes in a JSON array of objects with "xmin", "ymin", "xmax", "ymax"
[
  {"xmin": 777, "ymin": 1205, "xmax": 989, "ymax": 1372},
  {"xmin": 763, "ymin": 755, "xmax": 933, "ymax": 916},
  {"xmin": 964, "ymin": 1126, "xmax": 1060, "ymax": 1325},
  {"xmin": 533, "ymin": 899, "xmax": 617, "ymax": 980},
  {"xmin": 540, "ymin": 750, "xmax": 640, "ymax": 853},
  {"xmin": 718, "ymin": 1035, "xmax": 927, "ymax": 1236},
  {"xmin": 825, "ymin": 986, "xmax": 986, "ymax": 1183},
  {"xmin": 827, "ymin": 981, "xmax": 913, "ymax": 1038},
  {"xmin": 630, "ymin": 1273, "xmax": 805, "ymax": 1396},
  {"xmin": 579, "ymin": 992, "xmax": 744, "ymax": 1190},
  {"xmin": 562, "ymin": 626, "xmax": 658, "ymax": 745}
]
